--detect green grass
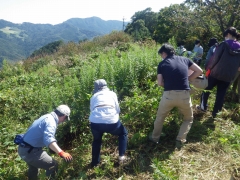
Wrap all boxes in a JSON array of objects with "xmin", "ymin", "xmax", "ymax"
[{"xmin": 0, "ymin": 31, "xmax": 240, "ymax": 179}]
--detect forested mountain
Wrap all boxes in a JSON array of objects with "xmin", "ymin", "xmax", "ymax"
[{"xmin": 0, "ymin": 17, "xmax": 124, "ymax": 62}]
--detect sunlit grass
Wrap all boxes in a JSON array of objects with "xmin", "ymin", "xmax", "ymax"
[{"xmin": 0, "ymin": 32, "xmax": 239, "ymax": 179}]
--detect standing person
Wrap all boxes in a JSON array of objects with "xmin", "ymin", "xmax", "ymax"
[
  {"xmin": 198, "ymin": 27, "xmax": 240, "ymax": 118},
  {"xmin": 149, "ymin": 43, "xmax": 203, "ymax": 149},
  {"xmin": 18, "ymin": 105, "xmax": 73, "ymax": 180},
  {"xmin": 89, "ymin": 79, "xmax": 128, "ymax": 167},
  {"xmin": 176, "ymin": 42, "xmax": 187, "ymax": 56},
  {"xmin": 192, "ymin": 39, "xmax": 204, "ymax": 66},
  {"xmin": 205, "ymin": 38, "xmax": 218, "ymax": 70}
]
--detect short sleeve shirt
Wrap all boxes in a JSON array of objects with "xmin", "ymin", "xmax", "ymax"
[{"xmin": 157, "ymin": 55, "xmax": 193, "ymax": 91}]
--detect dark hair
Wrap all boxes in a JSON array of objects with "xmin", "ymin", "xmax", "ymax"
[
  {"xmin": 223, "ymin": 27, "xmax": 240, "ymax": 40},
  {"xmin": 177, "ymin": 41, "xmax": 184, "ymax": 46},
  {"xmin": 208, "ymin": 38, "xmax": 218, "ymax": 47},
  {"xmin": 158, "ymin": 43, "xmax": 175, "ymax": 56},
  {"xmin": 195, "ymin": 40, "xmax": 200, "ymax": 45},
  {"xmin": 54, "ymin": 109, "xmax": 65, "ymax": 117}
]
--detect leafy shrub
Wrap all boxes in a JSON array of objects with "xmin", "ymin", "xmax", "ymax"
[
  {"xmin": 1, "ymin": 30, "xmax": 240, "ymax": 179},
  {"xmin": 0, "ymin": 60, "xmax": 25, "ymax": 80}
]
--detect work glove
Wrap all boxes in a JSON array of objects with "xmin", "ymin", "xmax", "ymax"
[
  {"xmin": 205, "ymin": 69, "xmax": 211, "ymax": 78},
  {"xmin": 58, "ymin": 151, "xmax": 73, "ymax": 162}
]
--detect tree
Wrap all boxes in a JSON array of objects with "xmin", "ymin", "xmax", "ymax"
[
  {"xmin": 29, "ymin": 40, "xmax": 64, "ymax": 58},
  {"xmin": 125, "ymin": 19, "xmax": 151, "ymax": 41},
  {"xmin": 154, "ymin": 4, "xmax": 200, "ymax": 49},
  {"xmin": 184, "ymin": 0, "xmax": 240, "ymax": 35},
  {"xmin": 124, "ymin": 8, "xmax": 158, "ymax": 41}
]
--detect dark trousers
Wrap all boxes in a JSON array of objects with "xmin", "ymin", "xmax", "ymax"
[
  {"xmin": 90, "ymin": 120, "xmax": 128, "ymax": 166},
  {"xmin": 18, "ymin": 146, "xmax": 58, "ymax": 180},
  {"xmin": 200, "ymin": 75, "xmax": 230, "ymax": 117},
  {"xmin": 194, "ymin": 58, "xmax": 202, "ymax": 66}
]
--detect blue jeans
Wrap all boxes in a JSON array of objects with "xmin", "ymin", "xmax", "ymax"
[
  {"xmin": 200, "ymin": 75, "xmax": 230, "ymax": 117},
  {"xmin": 90, "ymin": 120, "xmax": 128, "ymax": 166}
]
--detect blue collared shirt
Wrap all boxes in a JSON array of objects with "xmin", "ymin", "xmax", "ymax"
[{"xmin": 23, "ymin": 112, "xmax": 59, "ymax": 147}]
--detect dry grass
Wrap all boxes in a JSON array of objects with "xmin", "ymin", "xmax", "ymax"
[
  {"xmin": 78, "ymin": 103, "xmax": 240, "ymax": 180},
  {"xmin": 170, "ymin": 142, "xmax": 236, "ymax": 180},
  {"xmin": 163, "ymin": 114, "xmax": 240, "ymax": 180}
]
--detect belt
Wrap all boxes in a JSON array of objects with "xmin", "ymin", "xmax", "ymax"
[
  {"xmin": 19, "ymin": 141, "xmax": 38, "ymax": 153},
  {"xmin": 94, "ymin": 104, "xmax": 114, "ymax": 109},
  {"xmin": 168, "ymin": 90, "xmax": 188, "ymax": 92}
]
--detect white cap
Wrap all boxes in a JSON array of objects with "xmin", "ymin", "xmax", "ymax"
[{"xmin": 56, "ymin": 105, "xmax": 71, "ymax": 120}]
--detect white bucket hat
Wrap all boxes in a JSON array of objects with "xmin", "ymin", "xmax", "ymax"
[{"xmin": 56, "ymin": 105, "xmax": 71, "ymax": 120}]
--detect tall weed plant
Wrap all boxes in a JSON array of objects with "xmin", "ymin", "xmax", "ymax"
[
  {"xmin": 0, "ymin": 32, "xmax": 162, "ymax": 178},
  {"xmin": 3, "ymin": 32, "xmax": 238, "ymax": 179}
]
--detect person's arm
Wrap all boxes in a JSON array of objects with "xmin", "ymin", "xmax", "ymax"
[
  {"xmin": 44, "ymin": 118, "xmax": 72, "ymax": 162},
  {"xmin": 49, "ymin": 142, "xmax": 73, "ymax": 162},
  {"xmin": 157, "ymin": 74, "xmax": 164, "ymax": 87},
  {"xmin": 49, "ymin": 141, "xmax": 62, "ymax": 153},
  {"xmin": 188, "ymin": 63, "xmax": 203, "ymax": 81},
  {"xmin": 238, "ymin": 67, "xmax": 240, "ymax": 71}
]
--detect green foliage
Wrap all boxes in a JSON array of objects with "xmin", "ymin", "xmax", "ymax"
[
  {"xmin": 151, "ymin": 158, "xmax": 177, "ymax": 180},
  {"xmin": 168, "ymin": 36, "xmax": 177, "ymax": 49},
  {"xmin": 185, "ymin": 0, "xmax": 240, "ymax": 32},
  {"xmin": 154, "ymin": 4, "xmax": 187, "ymax": 43},
  {"xmin": 30, "ymin": 40, "xmax": 64, "ymax": 58},
  {"xmin": 125, "ymin": 8, "xmax": 158, "ymax": 41},
  {"xmin": 56, "ymin": 31, "xmax": 132, "ymax": 57},
  {"xmin": 0, "ymin": 60, "xmax": 25, "ymax": 80},
  {"xmin": 0, "ymin": 18, "xmax": 123, "ymax": 61},
  {"xmin": 0, "ymin": 22, "xmax": 240, "ymax": 179},
  {"xmin": 125, "ymin": 1, "xmax": 240, "ymax": 56}
]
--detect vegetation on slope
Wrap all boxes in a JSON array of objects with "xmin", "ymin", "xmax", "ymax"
[
  {"xmin": 0, "ymin": 17, "xmax": 123, "ymax": 62},
  {"xmin": 0, "ymin": 31, "xmax": 240, "ymax": 180}
]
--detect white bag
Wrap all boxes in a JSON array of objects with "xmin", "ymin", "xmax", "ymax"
[{"xmin": 190, "ymin": 74, "xmax": 208, "ymax": 89}]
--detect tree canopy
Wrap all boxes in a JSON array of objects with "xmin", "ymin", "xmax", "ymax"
[{"xmin": 124, "ymin": 0, "xmax": 240, "ymax": 52}]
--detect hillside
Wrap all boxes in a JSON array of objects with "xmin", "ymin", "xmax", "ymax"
[
  {"xmin": 0, "ymin": 17, "xmax": 125, "ymax": 62},
  {"xmin": 0, "ymin": 32, "xmax": 240, "ymax": 179}
]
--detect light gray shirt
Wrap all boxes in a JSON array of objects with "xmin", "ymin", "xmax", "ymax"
[
  {"xmin": 89, "ymin": 90, "xmax": 120, "ymax": 124},
  {"xmin": 193, "ymin": 45, "xmax": 203, "ymax": 60}
]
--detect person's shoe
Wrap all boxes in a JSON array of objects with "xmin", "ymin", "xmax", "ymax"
[
  {"xmin": 148, "ymin": 133, "xmax": 159, "ymax": 144},
  {"xmin": 196, "ymin": 105, "xmax": 206, "ymax": 112},
  {"xmin": 118, "ymin": 156, "xmax": 130, "ymax": 165},
  {"xmin": 175, "ymin": 140, "xmax": 184, "ymax": 150},
  {"xmin": 90, "ymin": 162, "xmax": 100, "ymax": 168},
  {"xmin": 212, "ymin": 112, "xmax": 217, "ymax": 119}
]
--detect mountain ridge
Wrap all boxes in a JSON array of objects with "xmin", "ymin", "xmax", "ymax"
[{"xmin": 0, "ymin": 17, "xmax": 125, "ymax": 62}]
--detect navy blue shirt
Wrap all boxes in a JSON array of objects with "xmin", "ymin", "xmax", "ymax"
[{"xmin": 157, "ymin": 55, "xmax": 193, "ymax": 91}]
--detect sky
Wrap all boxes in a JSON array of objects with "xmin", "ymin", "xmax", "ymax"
[{"xmin": 0, "ymin": 0, "xmax": 184, "ymax": 25}]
